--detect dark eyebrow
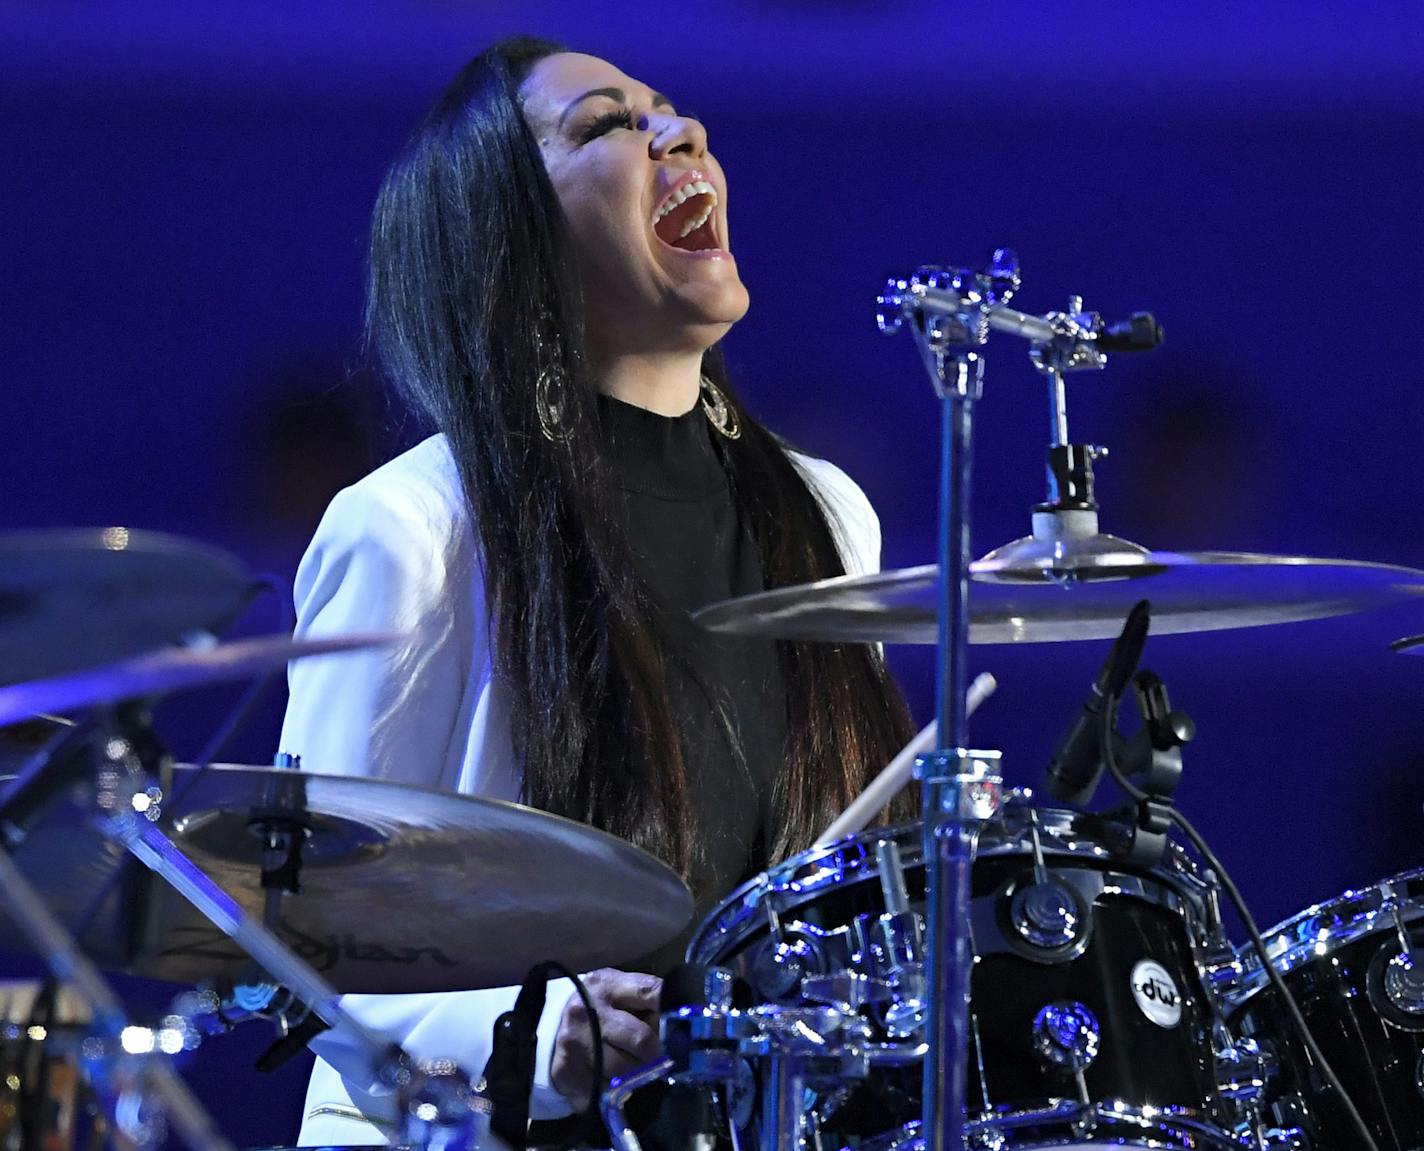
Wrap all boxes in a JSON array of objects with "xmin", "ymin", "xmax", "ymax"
[{"xmin": 557, "ymin": 87, "xmax": 676, "ymax": 130}]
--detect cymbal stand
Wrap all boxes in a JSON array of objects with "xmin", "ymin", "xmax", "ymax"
[
  {"xmin": 8, "ymin": 711, "xmax": 486, "ymax": 1150},
  {"xmin": 877, "ymin": 254, "xmax": 1015, "ymax": 1151},
  {"xmin": 98, "ymin": 714, "xmax": 490, "ymax": 1150},
  {"xmin": 0, "ymin": 839, "xmax": 236, "ymax": 1151},
  {"xmin": 876, "ymin": 252, "xmax": 1159, "ymax": 1151}
]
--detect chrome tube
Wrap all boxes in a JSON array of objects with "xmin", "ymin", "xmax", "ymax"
[{"xmin": 601, "ymin": 1057, "xmax": 675, "ymax": 1151}]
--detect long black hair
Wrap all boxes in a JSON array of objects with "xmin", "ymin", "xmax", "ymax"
[{"xmin": 367, "ymin": 36, "xmax": 915, "ymax": 879}]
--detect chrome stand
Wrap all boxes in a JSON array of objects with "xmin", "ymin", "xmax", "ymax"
[
  {"xmin": 89, "ymin": 732, "xmax": 486, "ymax": 1151},
  {"xmin": 877, "ymin": 253, "xmax": 1158, "ymax": 1151},
  {"xmin": 0, "ymin": 847, "xmax": 236, "ymax": 1151},
  {"xmin": 3, "ymin": 717, "xmax": 486, "ymax": 1151},
  {"xmin": 879, "ymin": 257, "xmax": 1015, "ymax": 1151}
]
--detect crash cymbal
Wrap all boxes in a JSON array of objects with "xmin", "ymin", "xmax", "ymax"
[
  {"xmin": 0, "ymin": 633, "xmax": 400, "ymax": 727},
  {"xmin": 0, "ymin": 764, "xmax": 694, "ymax": 995},
  {"xmin": 1390, "ymin": 635, "xmax": 1424, "ymax": 653},
  {"xmin": 0, "ymin": 529, "xmax": 254, "ymax": 686},
  {"xmin": 694, "ymin": 551, "xmax": 1424, "ymax": 645}
]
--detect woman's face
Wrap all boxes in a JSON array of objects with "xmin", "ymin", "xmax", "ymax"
[{"xmin": 519, "ymin": 53, "xmax": 750, "ymax": 361}]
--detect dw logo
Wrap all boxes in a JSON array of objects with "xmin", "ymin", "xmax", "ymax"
[{"xmin": 1130, "ymin": 958, "xmax": 1183, "ymax": 1027}]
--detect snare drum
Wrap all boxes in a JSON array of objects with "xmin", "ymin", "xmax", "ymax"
[
  {"xmin": 1218, "ymin": 869, "xmax": 1424, "ymax": 1150},
  {"xmin": 687, "ymin": 797, "xmax": 1238, "ymax": 1149}
]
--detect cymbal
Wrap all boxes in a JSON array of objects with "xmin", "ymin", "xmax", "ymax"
[
  {"xmin": 1390, "ymin": 635, "xmax": 1424, "ymax": 653},
  {"xmin": 0, "ymin": 529, "xmax": 255, "ymax": 686},
  {"xmin": 0, "ymin": 633, "xmax": 399, "ymax": 727},
  {"xmin": 693, "ymin": 551, "xmax": 1424, "ymax": 645},
  {"xmin": 0, "ymin": 764, "xmax": 694, "ymax": 995}
]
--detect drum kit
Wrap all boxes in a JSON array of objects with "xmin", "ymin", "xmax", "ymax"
[{"xmin": 3, "ymin": 250, "xmax": 1424, "ymax": 1150}]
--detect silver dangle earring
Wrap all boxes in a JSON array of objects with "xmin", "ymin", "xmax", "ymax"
[
  {"xmin": 700, "ymin": 375, "xmax": 741, "ymax": 440},
  {"xmin": 535, "ymin": 365, "xmax": 570, "ymax": 443},
  {"xmin": 533, "ymin": 313, "xmax": 572, "ymax": 444}
]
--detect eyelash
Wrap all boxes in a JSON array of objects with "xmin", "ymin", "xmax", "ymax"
[{"xmin": 579, "ymin": 106, "xmax": 639, "ymax": 143}]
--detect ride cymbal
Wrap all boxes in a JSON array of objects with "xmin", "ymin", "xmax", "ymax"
[{"xmin": 694, "ymin": 551, "xmax": 1424, "ymax": 645}]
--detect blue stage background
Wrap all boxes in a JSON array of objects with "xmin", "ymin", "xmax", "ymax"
[{"xmin": 3, "ymin": 4, "xmax": 1423, "ymax": 1144}]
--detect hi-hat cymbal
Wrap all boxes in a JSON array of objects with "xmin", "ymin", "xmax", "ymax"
[
  {"xmin": 0, "ymin": 764, "xmax": 694, "ymax": 995},
  {"xmin": 0, "ymin": 529, "xmax": 256, "ymax": 686},
  {"xmin": 693, "ymin": 551, "xmax": 1424, "ymax": 645},
  {"xmin": 0, "ymin": 633, "xmax": 399, "ymax": 728}
]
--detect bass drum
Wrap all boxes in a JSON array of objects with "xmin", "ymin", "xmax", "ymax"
[
  {"xmin": 1218, "ymin": 869, "xmax": 1424, "ymax": 1150},
  {"xmin": 688, "ymin": 796, "xmax": 1239, "ymax": 1149}
]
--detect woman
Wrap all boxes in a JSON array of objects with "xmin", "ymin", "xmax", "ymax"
[{"xmin": 280, "ymin": 36, "xmax": 915, "ymax": 1145}]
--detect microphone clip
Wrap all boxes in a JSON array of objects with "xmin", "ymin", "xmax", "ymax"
[{"xmin": 1114, "ymin": 670, "xmax": 1195, "ymax": 867}]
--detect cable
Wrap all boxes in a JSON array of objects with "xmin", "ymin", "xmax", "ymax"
[
  {"xmin": 537, "ymin": 962, "xmax": 605, "ymax": 1151},
  {"xmin": 1099, "ymin": 694, "xmax": 1381, "ymax": 1151}
]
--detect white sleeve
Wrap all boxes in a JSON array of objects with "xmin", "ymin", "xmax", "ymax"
[
  {"xmin": 281, "ymin": 478, "xmax": 577, "ymax": 1124},
  {"xmin": 790, "ymin": 453, "xmax": 882, "ymax": 576},
  {"xmin": 279, "ymin": 478, "xmax": 469, "ymax": 784}
]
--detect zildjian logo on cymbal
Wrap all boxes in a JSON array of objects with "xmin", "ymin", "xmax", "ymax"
[{"xmin": 160, "ymin": 924, "xmax": 458, "ymax": 970}]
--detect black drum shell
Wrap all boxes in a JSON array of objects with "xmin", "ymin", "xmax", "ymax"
[
  {"xmin": 1229, "ymin": 930, "xmax": 1424, "ymax": 1150},
  {"xmin": 687, "ymin": 810, "xmax": 1228, "ymax": 1144}
]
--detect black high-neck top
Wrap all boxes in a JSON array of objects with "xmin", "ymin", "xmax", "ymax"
[{"xmin": 599, "ymin": 395, "xmax": 786, "ymax": 973}]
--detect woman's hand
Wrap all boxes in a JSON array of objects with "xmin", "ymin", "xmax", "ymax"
[{"xmin": 550, "ymin": 968, "xmax": 663, "ymax": 1109}]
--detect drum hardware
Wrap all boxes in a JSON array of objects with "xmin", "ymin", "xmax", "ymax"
[
  {"xmin": 863, "ymin": 839, "xmax": 926, "ymax": 1038},
  {"xmin": 873, "ymin": 248, "xmax": 1180, "ymax": 1151},
  {"xmin": 609, "ymin": 987, "xmax": 931, "ymax": 1151},
  {"xmin": 0, "ymin": 609, "xmax": 698, "ymax": 1150},
  {"xmin": 750, "ymin": 904, "xmax": 826, "ymax": 1006},
  {"xmin": 814, "ymin": 673, "xmax": 999, "ymax": 850},
  {"xmin": 676, "ymin": 801, "xmax": 1247, "ymax": 1151},
  {"xmin": 1004, "ymin": 808, "xmax": 1090, "ymax": 959},
  {"xmin": 76, "ymin": 710, "xmax": 494, "ymax": 1151},
  {"xmin": 1029, "ymin": 1000, "xmax": 1099, "ymax": 1126},
  {"xmin": 1373, "ymin": 896, "xmax": 1424, "ymax": 1022},
  {"xmin": 0, "ymin": 840, "xmax": 237, "ymax": 1151}
]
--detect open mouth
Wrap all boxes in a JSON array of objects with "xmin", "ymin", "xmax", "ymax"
[{"xmin": 651, "ymin": 175, "xmax": 722, "ymax": 253}]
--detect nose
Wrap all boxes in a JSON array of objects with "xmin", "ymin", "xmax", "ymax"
[{"xmin": 645, "ymin": 112, "xmax": 707, "ymax": 160}]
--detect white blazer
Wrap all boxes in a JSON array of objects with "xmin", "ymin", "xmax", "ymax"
[{"xmin": 281, "ymin": 433, "xmax": 882, "ymax": 1145}]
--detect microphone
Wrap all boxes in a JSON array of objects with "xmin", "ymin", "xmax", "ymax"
[
  {"xmin": 1041, "ymin": 600, "xmax": 1151, "ymax": 806},
  {"xmin": 1098, "ymin": 312, "xmax": 1163, "ymax": 352}
]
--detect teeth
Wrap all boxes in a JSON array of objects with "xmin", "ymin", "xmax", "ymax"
[
  {"xmin": 677, "ymin": 201, "xmax": 715, "ymax": 239},
  {"xmin": 652, "ymin": 178, "xmax": 719, "ymax": 225}
]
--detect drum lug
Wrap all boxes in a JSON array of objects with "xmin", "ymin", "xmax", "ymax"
[
  {"xmin": 1031, "ymin": 1000, "xmax": 1100, "ymax": 1107},
  {"xmin": 750, "ymin": 936, "xmax": 822, "ymax": 1004},
  {"xmin": 1381, "ymin": 949, "xmax": 1424, "ymax": 1015},
  {"xmin": 1008, "ymin": 879, "xmax": 1088, "ymax": 954},
  {"xmin": 1214, "ymin": 1031, "xmax": 1274, "ymax": 1105},
  {"xmin": 800, "ymin": 971, "xmax": 890, "ymax": 1014}
]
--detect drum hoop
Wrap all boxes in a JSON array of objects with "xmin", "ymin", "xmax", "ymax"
[
  {"xmin": 852, "ymin": 1099, "xmax": 1241, "ymax": 1151},
  {"xmin": 687, "ymin": 804, "xmax": 1212, "ymax": 965},
  {"xmin": 1220, "ymin": 866, "xmax": 1424, "ymax": 1002}
]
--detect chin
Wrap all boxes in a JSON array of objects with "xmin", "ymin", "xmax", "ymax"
[{"xmin": 678, "ymin": 280, "xmax": 751, "ymax": 330}]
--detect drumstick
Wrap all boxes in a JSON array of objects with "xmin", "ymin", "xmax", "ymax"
[{"xmin": 813, "ymin": 672, "xmax": 997, "ymax": 848}]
